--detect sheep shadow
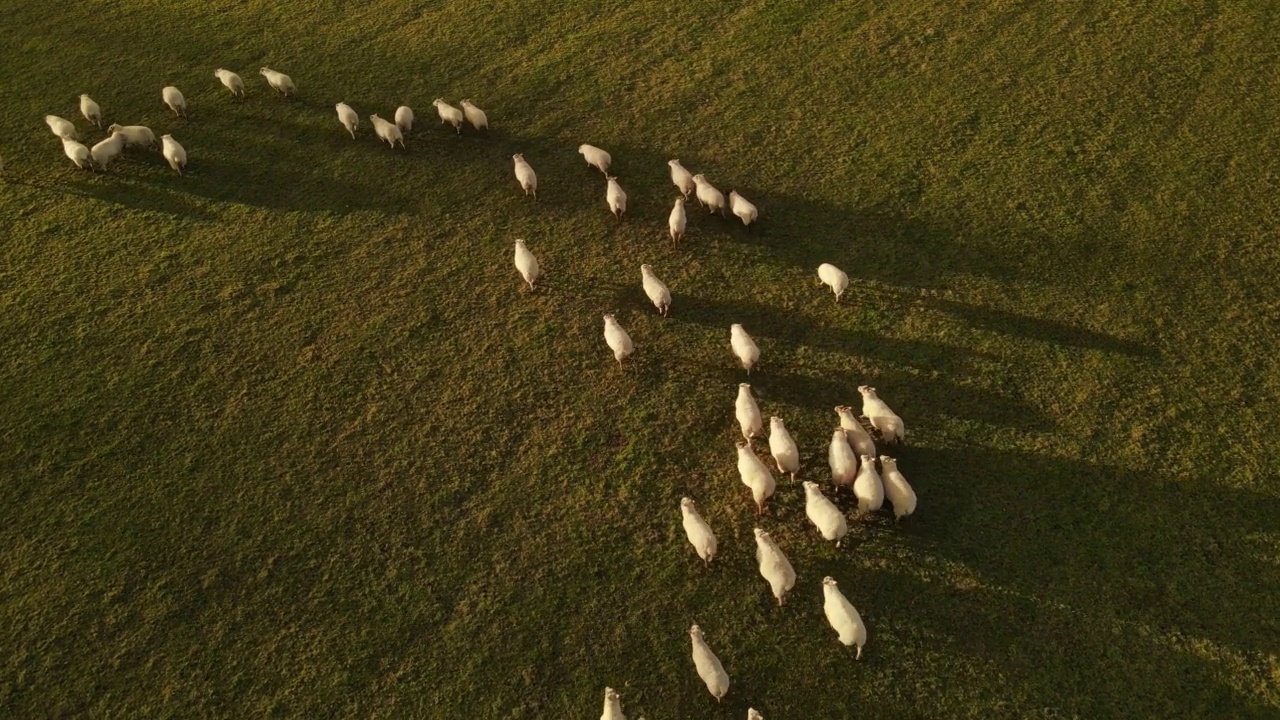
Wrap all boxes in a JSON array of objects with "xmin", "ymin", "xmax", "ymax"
[{"xmin": 924, "ymin": 296, "xmax": 1159, "ymax": 358}]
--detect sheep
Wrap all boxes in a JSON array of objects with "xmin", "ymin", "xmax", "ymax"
[
  {"xmin": 748, "ymin": 711, "xmax": 764, "ymax": 720},
  {"xmin": 858, "ymin": 385, "xmax": 905, "ymax": 443},
  {"xmin": 835, "ymin": 405, "xmax": 876, "ymax": 457},
  {"xmin": 45, "ymin": 115, "xmax": 78, "ymax": 141},
  {"xmin": 728, "ymin": 190, "xmax": 759, "ymax": 230},
  {"xmin": 669, "ymin": 197, "xmax": 686, "ymax": 247},
  {"xmin": 817, "ymin": 263, "xmax": 849, "ymax": 302},
  {"xmin": 578, "ymin": 144, "xmax": 611, "ymax": 174},
  {"xmin": 689, "ymin": 625, "xmax": 730, "ymax": 702},
  {"xmin": 161, "ymin": 134, "xmax": 187, "ymax": 175},
  {"xmin": 679, "ymin": 497, "xmax": 716, "ymax": 567},
  {"xmin": 729, "ymin": 324, "xmax": 759, "ymax": 374},
  {"xmin": 369, "ymin": 114, "xmax": 405, "ymax": 149},
  {"xmin": 853, "ymin": 454, "xmax": 885, "ymax": 513},
  {"xmin": 107, "ymin": 124, "xmax": 157, "ymax": 150},
  {"xmin": 62, "ymin": 138, "xmax": 93, "ymax": 171},
  {"xmin": 512, "ymin": 153, "xmax": 537, "ymax": 199},
  {"xmin": 601, "ymin": 687, "xmax": 626, "ymax": 720},
  {"xmin": 460, "ymin": 99, "xmax": 488, "ymax": 130},
  {"xmin": 606, "ymin": 175, "xmax": 626, "ymax": 220},
  {"xmin": 735, "ymin": 442, "xmax": 775, "ymax": 516},
  {"xmin": 259, "ymin": 67, "xmax": 296, "ymax": 95},
  {"xmin": 513, "ymin": 239, "xmax": 540, "ymax": 291},
  {"xmin": 753, "ymin": 528, "xmax": 796, "ymax": 606},
  {"xmin": 79, "ymin": 94, "xmax": 101, "ymax": 128},
  {"xmin": 89, "ymin": 131, "xmax": 125, "ymax": 171},
  {"xmin": 602, "ymin": 314, "xmax": 633, "ymax": 369},
  {"xmin": 804, "ymin": 481, "xmax": 848, "ymax": 546},
  {"xmin": 767, "ymin": 416, "xmax": 799, "ymax": 480},
  {"xmin": 828, "ymin": 428, "xmax": 857, "ymax": 490},
  {"xmin": 879, "ymin": 455, "xmax": 917, "ymax": 520},
  {"xmin": 395, "ymin": 105, "xmax": 414, "ymax": 134},
  {"xmin": 161, "ymin": 86, "xmax": 186, "ymax": 117},
  {"xmin": 214, "ymin": 68, "xmax": 245, "ymax": 98},
  {"xmin": 668, "ymin": 159, "xmax": 694, "ymax": 197},
  {"xmin": 692, "ymin": 173, "xmax": 726, "ymax": 216},
  {"xmin": 432, "ymin": 99, "xmax": 464, "ymax": 133},
  {"xmin": 734, "ymin": 383, "xmax": 762, "ymax": 441},
  {"xmin": 335, "ymin": 103, "xmax": 359, "ymax": 139},
  {"xmin": 822, "ymin": 576, "xmax": 867, "ymax": 658},
  {"xmin": 640, "ymin": 264, "xmax": 670, "ymax": 317}
]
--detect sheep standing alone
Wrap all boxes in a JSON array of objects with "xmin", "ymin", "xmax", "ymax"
[
  {"xmin": 161, "ymin": 86, "xmax": 186, "ymax": 117},
  {"xmin": 214, "ymin": 68, "xmax": 245, "ymax": 98},
  {"xmin": 512, "ymin": 153, "xmax": 537, "ymax": 199},
  {"xmin": 460, "ymin": 99, "xmax": 488, "ymax": 130},
  {"xmin": 818, "ymin": 263, "xmax": 849, "ymax": 302},
  {"xmin": 767, "ymin": 416, "xmax": 799, "ymax": 480},
  {"xmin": 689, "ymin": 625, "xmax": 730, "ymax": 702},
  {"xmin": 822, "ymin": 576, "xmax": 867, "ymax": 658},
  {"xmin": 640, "ymin": 264, "xmax": 671, "ymax": 317},
  {"xmin": 602, "ymin": 314, "xmax": 633, "ymax": 369},
  {"xmin": 600, "ymin": 687, "xmax": 626, "ymax": 720},
  {"xmin": 879, "ymin": 455, "xmax": 917, "ymax": 520},
  {"xmin": 513, "ymin": 239, "xmax": 540, "ymax": 291},
  {"xmin": 748, "ymin": 711, "xmax": 764, "ymax": 720},
  {"xmin": 669, "ymin": 197, "xmax": 686, "ymax": 247},
  {"xmin": 606, "ymin": 175, "xmax": 627, "ymax": 220},
  {"xmin": 729, "ymin": 324, "xmax": 759, "ymax": 374},
  {"xmin": 736, "ymin": 442, "xmax": 776, "ymax": 516},
  {"xmin": 79, "ymin": 95, "xmax": 101, "ymax": 128},
  {"xmin": 835, "ymin": 406, "xmax": 876, "ymax": 457},
  {"xmin": 335, "ymin": 103, "xmax": 359, "ymax": 139},
  {"xmin": 578, "ymin": 144, "xmax": 611, "ymax": 174},
  {"xmin": 668, "ymin": 159, "xmax": 694, "ymax": 197},
  {"xmin": 853, "ymin": 454, "xmax": 885, "ymax": 512},
  {"xmin": 108, "ymin": 124, "xmax": 157, "ymax": 150},
  {"xmin": 692, "ymin": 173, "xmax": 726, "ymax": 215},
  {"xmin": 259, "ymin": 67, "xmax": 296, "ymax": 95},
  {"xmin": 161, "ymin": 134, "xmax": 187, "ymax": 175},
  {"xmin": 395, "ymin": 105, "xmax": 414, "ymax": 134},
  {"xmin": 803, "ymin": 481, "xmax": 848, "ymax": 546},
  {"xmin": 828, "ymin": 428, "xmax": 858, "ymax": 490},
  {"xmin": 89, "ymin": 131, "xmax": 125, "ymax": 171},
  {"xmin": 369, "ymin": 114, "xmax": 405, "ymax": 149},
  {"xmin": 432, "ymin": 99, "xmax": 464, "ymax": 133},
  {"xmin": 62, "ymin": 138, "xmax": 93, "ymax": 170},
  {"xmin": 679, "ymin": 497, "xmax": 717, "ymax": 567},
  {"xmin": 859, "ymin": 385, "xmax": 905, "ymax": 443},
  {"xmin": 728, "ymin": 190, "xmax": 759, "ymax": 230},
  {"xmin": 45, "ymin": 115, "xmax": 78, "ymax": 141},
  {"xmin": 734, "ymin": 383, "xmax": 763, "ymax": 441},
  {"xmin": 753, "ymin": 528, "xmax": 796, "ymax": 606}
]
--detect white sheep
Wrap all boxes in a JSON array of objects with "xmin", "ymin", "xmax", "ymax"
[
  {"xmin": 879, "ymin": 455, "xmax": 917, "ymax": 520},
  {"xmin": 578, "ymin": 144, "xmax": 611, "ymax": 174},
  {"xmin": 640, "ymin": 264, "xmax": 670, "ymax": 317},
  {"xmin": 753, "ymin": 528, "xmax": 795, "ymax": 606},
  {"xmin": 730, "ymin": 324, "xmax": 759, "ymax": 374},
  {"xmin": 835, "ymin": 406, "xmax": 876, "ymax": 457},
  {"xmin": 161, "ymin": 86, "xmax": 186, "ymax": 117},
  {"xmin": 161, "ymin": 134, "xmax": 187, "ymax": 175},
  {"xmin": 853, "ymin": 454, "xmax": 884, "ymax": 512},
  {"xmin": 734, "ymin": 383, "xmax": 762, "ymax": 441},
  {"xmin": 107, "ymin": 124, "xmax": 157, "ymax": 150},
  {"xmin": 369, "ymin": 114, "xmax": 405, "ymax": 149},
  {"xmin": 858, "ymin": 385, "xmax": 905, "ymax": 443},
  {"xmin": 601, "ymin": 687, "xmax": 626, "ymax": 720},
  {"xmin": 90, "ymin": 131, "xmax": 125, "ymax": 171},
  {"xmin": 79, "ymin": 94, "xmax": 101, "ymax": 128},
  {"xmin": 828, "ymin": 428, "xmax": 857, "ymax": 490},
  {"xmin": 689, "ymin": 624, "xmax": 730, "ymax": 702},
  {"xmin": 817, "ymin": 263, "xmax": 849, "ymax": 302},
  {"xmin": 45, "ymin": 115, "xmax": 78, "ymax": 141},
  {"xmin": 335, "ymin": 103, "xmax": 359, "ymax": 139},
  {"xmin": 679, "ymin": 497, "xmax": 717, "ymax": 567},
  {"xmin": 512, "ymin": 153, "xmax": 537, "ymax": 199},
  {"xmin": 513, "ymin": 239, "xmax": 540, "ymax": 291},
  {"xmin": 259, "ymin": 67, "xmax": 295, "ymax": 95},
  {"xmin": 606, "ymin": 175, "xmax": 627, "ymax": 220},
  {"xmin": 822, "ymin": 576, "xmax": 867, "ymax": 658},
  {"xmin": 395, "ymin": 105, "xmax": 414, "ymax": 134},
  {"xmin": 214, "ymin": 68, "xmax": 245, "ymax": 98},
  {"xmin": 804, "ymin": 481, "xmax": 848, "ymax": 546},
  {"xmin": 603, "ymin": 314, "xmax": 633, "ymax": 369},
  {"xmin": 62, "ymin": 138, "xmax": 93, "ymax": 171},
  {"xmin": 669, "ymin": 196, "xmax": 686, "ymax": 247},
  {"xmin": 728, "ymin": 190, "xmax": 758, "ymax": 230},
  {"xmin": 736, "ymin": 442, "xmax": 775, "ymax": 516},
  {"xmin": 460, "ymin": 99, "xmax": 488, "ymax": 130},
  {"xmin": 668, "ymin": 159, "xmax": 694, "ymax": 197},
  {"xmin": 692, "ymin": 173, "xmax": 726, "ymax": 216},
  {"xmin": 748, "ymin": 711, "xmax": 764, "ymax": 720},
  {"xmin": 432, "ymin": 98, "xmax": 464, "ymax": 133},
  {"xmin": 767, "ymin": 416, "xmax": 799, "ymax": 480}
]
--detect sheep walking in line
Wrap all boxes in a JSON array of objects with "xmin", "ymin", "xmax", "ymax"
[
  {"xmin": 835, "ymin": 405, "xmax": 876, "ymax": 457},
  {"xmin": 108, "ymin": 124, "xmax": 157, "ymax": 150},
  {"xmin": 669, "ymin": 196, "xmax": 686, "ymax": 247},
  {"xmin": 640, "ymin": 264, "xmax": 671, "ymax": 317},
  {"xmin": 692, "ymin": 173, "xmax": 726, "ymax": 215},
  {"xmin": 161, "ymin": 135, "xmax": 187, "ymax": 175},
  {"xmin": 513, "ymin": 239, "xmax": 540, "ymax": 291},
  {"xmin": 460, "ymin": 99, "xmax": 488, "ymax": 130},
  {"xmin": 735, "ymin": 383, "xmax": 763, "ymax": 441},
  {"xmin": 45, "ymin": 115, "xmax": 78, "ymax": 141},
  {"xmin": 853, "ymin": 454, "xmax": 885, "ymax": 513},
  {"xmin": 736, "ymin": 442, "xmax": 775, "ymax": 516},
  {"xmin": 828, "ymin": 428, "xmax": 857, "ymax": 491},
  {"xmin": 161, "ymin": 86, "xmax": 186, "ymax": 117},
  {"xmin": 578, "ymin": 144, "xmax": 611, "ymax": 174},
  {"xmin": 512, "ymin": 153, "xmax": 537, "ymax": 199},
  {"xmin": 879, "ymin": 455, "xmax": 917, "ymax": 520},
  {"xmin": 79, "ymin": 94, "xmax": 101, "ymax": 127},
  {"xmin": 818, "ymin": 263, "xmax": 849, "ymax": 302},
  {"xmin": 730, "ymin": 324, "xmax": 759, "ymax": 374},
  {"xmin": 728, "ymin": 190, "xmax": 758, "ymax": 230},
  {"xmin": 679, "ymin": 497, "xmax": 717, "ymax": 567},
  {"xmin": 62, "ymin": 138, "xmax": 93, "ymax": 170},
  {"xmin": 369, "ymin": 114, "xmax": 405, "ymax": 149},
  {"xmin": 260, "ymin": 67, "xmax": 296, "ymax": 95},
  {"xmin": 602, "ymin": 314, "xmax": 633, "ymax": 369},
  {"xmin": 768, "ymin": 416, "xmax": 799, "ymax": 480},
  {"xmin": 335, "ymin": 103, "xmax": 359, "ymax": 139},
  {"xmin": 804, "ymin": 481, "xmax": 848, "ymax": 546},
  {"xmin": 668, "ymin": 159, "xmax": 694, "ymax": 197},
  {"xmin": 395, "ymin": 105, "xmax": 414, "ymax": 134},
  {"xmin": 214, "ymin": 69, "xmax": 245, "ymax": 99},
  {"xmin": 606, "ymin": 175, "xmax": 627, "ymax": 220},
  {"xmin": 859, "ymin": 385, "xmax": 905, "ymax": 443},
  {"xmin": 753, "ymin": 528, "xmax": 795, "ymax": 606},
  {"xmin": 432, "ymin": 99, "xmax": 464, "ymax": 133},
  {"xmin": 823, "ymin": 576, "xmax": 868, "ymax": 658},
  {"xmin": 90, "ymin": 131, "xmax": 125, "ymax": 171},
  {"xmin": 600, "ymin": 687, "xmax": 626, "ymax": 720},
  {"xmin": 689, "ymin": 625, "xmax": 730, "ymax": 702}
]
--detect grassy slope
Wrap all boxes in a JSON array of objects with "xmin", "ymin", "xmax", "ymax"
[{"xmin": 2, "ymin": 0, "xmax": 1278, "ymax": 717}]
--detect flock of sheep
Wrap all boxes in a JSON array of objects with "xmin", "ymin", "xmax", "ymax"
[{"xmin": 39, "ymin": 64, "xmax": 918, "ymax": 719}]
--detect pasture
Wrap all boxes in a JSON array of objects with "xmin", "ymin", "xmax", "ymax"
[{"xmin": 2, "ymin": 1, "xmax": 1278, "ymax": 717}]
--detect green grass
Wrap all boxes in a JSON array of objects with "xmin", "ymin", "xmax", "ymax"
[{"xmin": 3, "ymin": 0, "xmax": 1279, "ymax": 717}]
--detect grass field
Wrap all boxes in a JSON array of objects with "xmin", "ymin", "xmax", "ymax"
[{"xmin": 3, "ymin": 1, "xmax": 1280, "ymax": 717}]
